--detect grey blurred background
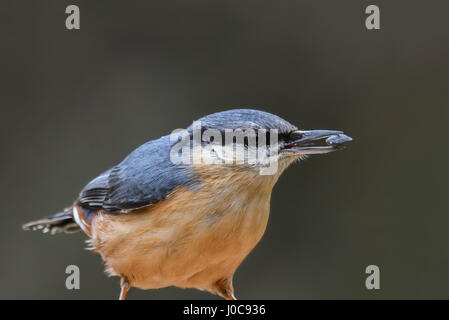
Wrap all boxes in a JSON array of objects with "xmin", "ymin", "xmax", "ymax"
[{"xmin": 1, "ymin": 0, "xmax": 448, "ymax": 299}]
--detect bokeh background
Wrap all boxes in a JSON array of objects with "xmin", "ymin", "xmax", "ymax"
[{"xmin": 1, "ymin": 0, "xmax": 448, "ymax": 299}]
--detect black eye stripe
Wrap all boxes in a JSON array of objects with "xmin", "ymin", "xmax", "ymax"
[
  {"xmin": 191, "ymin": 128, "xmax": 298, "ymax": 146},
  {"xmin": 284, "ymin": 131, "xmax": 302, "ymax": 141}
]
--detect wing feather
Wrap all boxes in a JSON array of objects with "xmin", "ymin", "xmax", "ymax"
[{"xmin": 77, "ymin": 135, "xmax": 195, "ymax": 213}]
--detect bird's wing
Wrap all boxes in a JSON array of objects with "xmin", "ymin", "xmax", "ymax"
[{"xmin": 77, "ymin": 135, "xmax": 196, "ymax": 213}]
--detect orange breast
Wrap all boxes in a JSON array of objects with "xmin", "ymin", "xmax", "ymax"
[{"xmin": 89, "ymin": 165, "xmax": 279, "ymax": 292}]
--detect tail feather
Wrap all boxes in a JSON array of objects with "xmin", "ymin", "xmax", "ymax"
[{"xmin": 22, "ymin": 208, "xmax": 81, "ymax": 235}]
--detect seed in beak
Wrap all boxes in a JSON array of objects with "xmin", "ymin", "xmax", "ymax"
[{"xmin": 325, "ymin": 134, "xmax": 353, "ymax": 146}]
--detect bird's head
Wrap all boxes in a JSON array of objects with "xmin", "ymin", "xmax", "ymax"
[{"xmin": 171, "ymin": 109, "xmax": 352, "ymax": 184}]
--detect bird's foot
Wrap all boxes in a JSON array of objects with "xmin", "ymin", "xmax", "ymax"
[{"xmin": 119, "ymin": 277, "xmax": 130, "ymax": 300}]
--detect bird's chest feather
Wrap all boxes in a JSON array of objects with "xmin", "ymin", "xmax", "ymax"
[{"xmin": 90, "ymin": 168, "xmax": 277, "ymax": 289}]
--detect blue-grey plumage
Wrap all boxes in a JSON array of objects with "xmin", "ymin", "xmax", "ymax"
[
  {"xmin": 22, "ymin": 108, "xmax": 352, "ymax": 299},
  {"xmin": 78, "ymin": 135, "xmax": 197, "ymax": 214},
  {"xmin": 188, "ymin": 109, "xmax": 297, "ymax": 133}
]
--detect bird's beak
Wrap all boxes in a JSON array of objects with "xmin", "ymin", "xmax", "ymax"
[{"xmin": 281, "ymin": 130, "xmax": 353, "ymax": 155}]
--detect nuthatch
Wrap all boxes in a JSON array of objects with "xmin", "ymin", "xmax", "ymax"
[{"xmin": 23, "ymin": 109, "xmax": 352, "ymax": 299}]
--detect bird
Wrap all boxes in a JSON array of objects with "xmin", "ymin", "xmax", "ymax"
[{"xmin": 23, "ymin": 109, "xmax": 352, "ymax": 300}]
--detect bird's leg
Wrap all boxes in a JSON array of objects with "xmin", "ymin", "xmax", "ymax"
[
  {"xmin": 214, "ymin": 277, "xmax": 237, "ymax": 300},
  {"xmin": 119, "ymin": 277, "xmax": 130, "ymax": 300}
]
